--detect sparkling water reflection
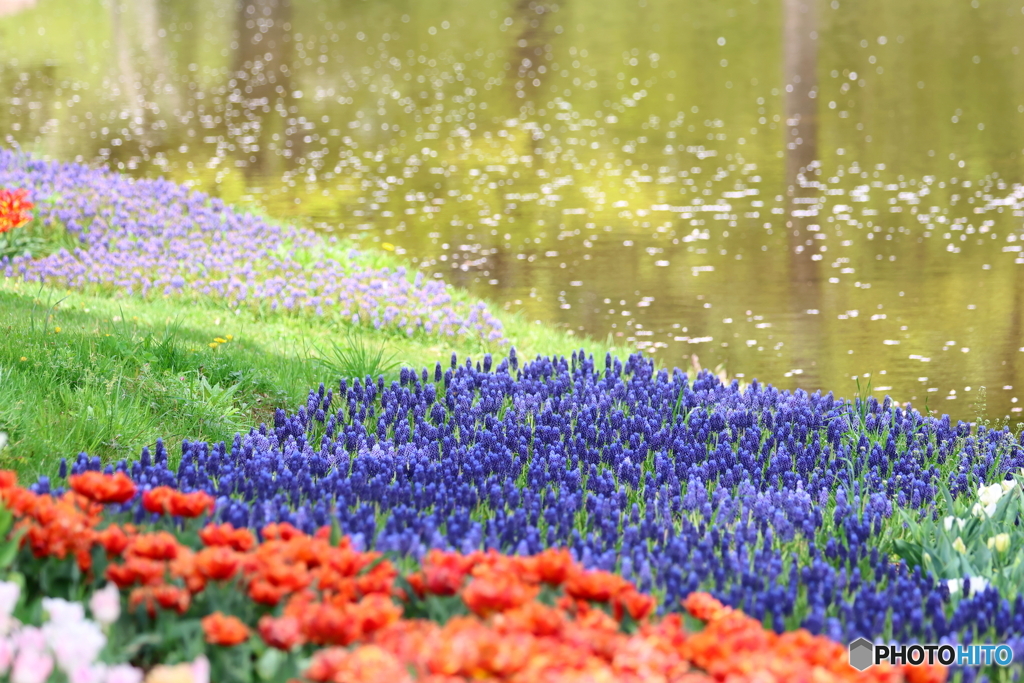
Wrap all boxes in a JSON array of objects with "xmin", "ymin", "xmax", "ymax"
[{"xmin": 2, "ymin": 0, "xmax": 1024, "ymax": 421}]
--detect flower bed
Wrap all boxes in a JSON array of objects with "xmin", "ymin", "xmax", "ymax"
[
  {"xmin": 31, "ymin": 350, "xmax": 1024, "ymax": 663},
  {"xmin": 0, "ymin": 153, "xmax": 503, "ymax": 341},
  {"xmin": 0, "ymin": 470, "xmax": 943, "ymax": 682},
  {"xmin": 3, "ymin": 161, "xmax": 1023, "ymax": 676}
]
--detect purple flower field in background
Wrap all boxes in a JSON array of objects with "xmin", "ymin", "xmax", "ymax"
[{"xmin": 0, "ymin": 149, "xmax": 504, "ymax": 342}]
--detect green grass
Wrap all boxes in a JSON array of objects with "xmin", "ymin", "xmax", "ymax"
[{"xmin": 0, "ymin": 269, "xmax": 630, "ymax": 481}]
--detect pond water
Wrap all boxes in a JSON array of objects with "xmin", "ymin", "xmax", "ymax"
[{"xmin": 3, "ymin": 0, "xmax": 1024, "ymax": 423}]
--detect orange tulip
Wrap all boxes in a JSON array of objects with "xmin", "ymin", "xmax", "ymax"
[
  {"xmin": 261, "ymin": 522, "xmax": 304, "ymax": 541},
  {"xmin": 258, "ymin": 615, "xmax": 305, "ymax": 651},
  {"xmin": 142, "ymin": 487, "xmax": 215, "ymax": 518},
  {"xmin": 140, "ymin": 487, "xmax": 175, "ymax": 516},
  {"xmin": 565, "ymin": 569, "xmax": 631, "ymax": 604},
  {"xmin": 533, "ymin": 547, "xmax": 575, "ymax": 586},
  {"xmin": 68, "ymin": 471, "xmax": 137, "ymax": 505},
  {"xmin": 195, "ymin": 546, "xmax": 240, "ymax": 582},
  {"xmin": 461, "ymin": 571, "xmax": 539, "ymax": 617},
  {"xmin": 169, "ymin": 490, "xmax": 215, "ymax": 518},
  {"xmin": 248, "ymin": 578, "xmax": 290, "ymax": 606},
  {"xmin": 199, "ymin": 523, "xmax": 255, "ymax": 552},
  {"xmin": 302, "ymin": 602, "xmax": 362, "ymax": 646},
  {"xmin": 96, "ymin": 525, "xmax": 131, "ymax": 557},
  {"xmin": 202, "ymin": 612, "xmax": 250, "ymax": 647},
  {"xmin": 169, "ymin": 548, "xmax": 207, "ymax": 594},
  {"xmin": 306, "ymin": 646, "xmax": 414, "ymax": 683},
  {"xmin": 0, "ymin": 189, "xmax": 33, "ymax": 233},
  {"xmin": 107, "ymin": 557, "xmax": 166, "ymax": 588},
  {"xmin": 127, "ymin": 532, "xmax": 180, "ymax": 561},
  {"xmin": 153, "ymin": 584, "xmax": 191, "ymax": 614}
]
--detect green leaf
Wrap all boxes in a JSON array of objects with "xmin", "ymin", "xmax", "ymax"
[
  {"xmin": 0, "ymin": 507, "xmax": 13, "ymax": 537},
  {"xmin": 891, "ymin": 540, "xmax": 923, "ymax": 569},
  {"xmin": 330, "ymin": 515, "xmax": 343, "ymax": 547},
  {"xmin": 0, "ymin": 528, "xmax": 25, "ymax": 571},
  {"xmin": 121, "ymin": 633, "xmax": 168, "ymax": 658}
]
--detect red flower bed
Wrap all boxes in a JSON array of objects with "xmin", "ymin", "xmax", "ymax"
[{"xmin": 0, "ymin": 471, "xmax": 946, "ymax": 683}]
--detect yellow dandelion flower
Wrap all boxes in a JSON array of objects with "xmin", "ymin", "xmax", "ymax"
[
  {"xmin": 214, "ymin": 337, "xmax": 227, "ymax": 344},
  {"xmin": 53, "ymin": 326, "xmax": 61, "ymax": 333},
  {"xmin": 19, "ymin": 357, "xmax": 27, "ymax": 362},
  {"xmin": 382, "ymin": 242, "xmax": 396, "ymax": 251},
  {"xmin": 225, "ymin": 335, "xmax": 233, "ymax": 341},
  {"xmin": 208, "ymin": 342, "xmax": 219, "ymax": 349}
]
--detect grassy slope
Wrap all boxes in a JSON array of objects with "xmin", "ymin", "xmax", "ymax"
[{"xmin": 0, "ymin": 262, "xmax": 631, "ymax": 481}]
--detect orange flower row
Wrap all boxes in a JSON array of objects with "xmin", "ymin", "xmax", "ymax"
[
  {"xmin": 302, "ymin": 593, "xmax": 946, "ymax": 683},
  {"xmin": 405, "ymin": 547, "xmax": 656, "ymax": 622},
  {"xmin": 0, "ymin": 471, "xmax": 947, "ymax": 683}
]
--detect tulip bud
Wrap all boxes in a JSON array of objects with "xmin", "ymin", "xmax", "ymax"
[
  {"xmin": 0, "ymin": 583, "xmax": 19, "ymax": 620},
  {"xmin": 988, "ymin": 533, "xmax": 1011, "ymax": 553},
  {"xmin": 952, "ymin": 536, "xmax": 967, "ymax": 554},
  {"xmin": 89, "ymin": 584, "xmax": 121, "ymax": 626}
]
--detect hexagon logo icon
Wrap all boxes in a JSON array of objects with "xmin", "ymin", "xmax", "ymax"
[{"xmin": 848, "ymin": 638, "xmax": 875, "ymax": 671}]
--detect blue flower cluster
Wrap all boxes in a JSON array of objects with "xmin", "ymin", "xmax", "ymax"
[
  {"xmin": 43, "ymin": 350, "xmax": 1024, "ymax": 649},
  {"xmin": 0, "ymin": 149, "xmax": 503, "ymax": 341}
]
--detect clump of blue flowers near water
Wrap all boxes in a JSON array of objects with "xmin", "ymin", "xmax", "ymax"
[
  {"xmin": 39, "ymin": 349, "xmax": 1024, "ymax": 664},
  {"xmin": 0, "ymin": 148, "xmax": 503, "ymax": 341}
]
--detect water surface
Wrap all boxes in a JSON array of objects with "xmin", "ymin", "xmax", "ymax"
[{"xmin": 3, "ymin": 0, "xmax": 1024, "ymax": 422}]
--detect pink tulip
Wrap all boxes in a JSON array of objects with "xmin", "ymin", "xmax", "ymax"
[
  {"xmin": 0, "ymin": 638, "xmax": 12, "ymax": 675},
  {"xmin": 88, "ymin": 584, "xmax": 121, "ymax": 627},
  {"xmin": 10, "ymin": 648, "xmax": 53, "ymax": 683},
  {"xmin": 105, "ymin": 664, "xmax": 143, "ymax": 683}
]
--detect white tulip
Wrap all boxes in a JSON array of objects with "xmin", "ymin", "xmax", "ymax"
[
  {"xmin": 943, "ymin": 516, "xmax": 967, "ymax": 531},
  {"xmin": 978, "ymin": 483, "xmax": 1005, "ymax": 508},
  {"xmin": 948, "ymin": 576, "xmax": 990, "ymax": 594},
  {"xmin": 972, "ymin": 501, "xmax": 999, "ymax": 518},
  {"xmin": 969, "ymin": 576, "xmax": 990, "ymax": 593}
]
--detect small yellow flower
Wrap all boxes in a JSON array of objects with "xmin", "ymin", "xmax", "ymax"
[
  {"xmin": 225, "ymin": 335, "xmax": 233, "ymax": 341},
  {"xmin": 952, "ymin": 536, "xmax": 968, "ymax": 554},
  {"xmin": 53, "ymin": 326, "xmax": 61, "ymax": 333},
  {"xmin": 382, "ymin": 242, "xmax": 396, "ymax": 251},
  {"xmin": 19, "ymin": 357, "xmax": 26, "ymax": 362},
  {"xmin": 214, "ymin": 337, "xmax": 227, "ymax": 344},
  {"xmin": 208, "ymin": 342, "xmax": 219, "ymax": 349}
]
